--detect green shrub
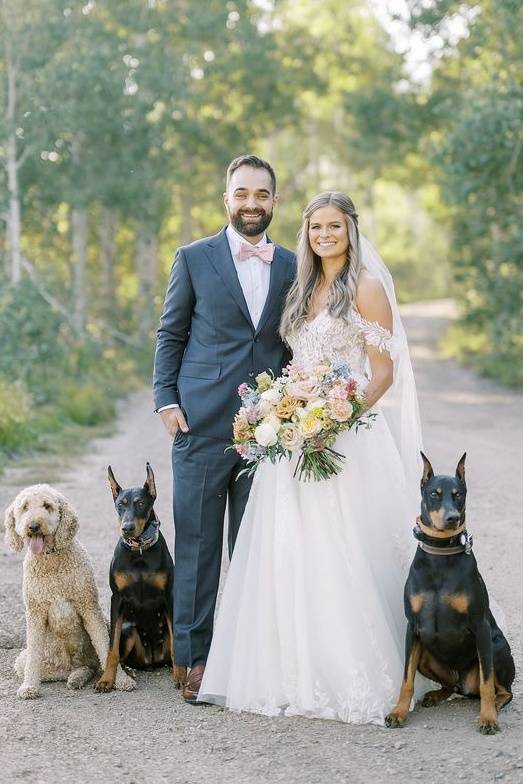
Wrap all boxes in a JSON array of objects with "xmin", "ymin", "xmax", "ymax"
[
  {"xmin": 61, "ymin": 383, "xmax": 116, "ymax": 426},
  {"xmin": 0, "ymin": 379, "xmax": 34, "ymax": 450}
]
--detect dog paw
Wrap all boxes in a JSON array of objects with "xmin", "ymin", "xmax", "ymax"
[
  {"xmin": 94, "ymin": 676, "xmax": 115, "ymax": 693},
  {"xmin": 172, "ymin": 665, "xmax": 187, "ymax": 689},
  {"xmin": 479, "ymin": 716, "xmax": 499, "ymax": 735},
  {"xmin": 385, "ymin": 712, "xmax": 406, "ymax": 728},
  {"xmin": 114, "ymin": 670, "xmax": 136, "ymax": 692},
  {"xmin": 17, "ymin": 684, "xmax": 41, "ymax": 700},
  {"xmin": 67, "ymin": 668, "xmax": 93, "ymax": 690},
  {"xmin": 422, "ymin": 690, "xmax": 443, "ymax": 708}
]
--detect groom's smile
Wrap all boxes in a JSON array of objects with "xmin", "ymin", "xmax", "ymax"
[{"xmin": 224, "ymin": 164, "xmax": 277, "ymax": 242}]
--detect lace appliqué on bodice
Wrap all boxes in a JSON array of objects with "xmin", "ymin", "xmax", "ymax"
[{"xmin": 288, "ymin": 308, "xmax": 397, "ymax": 380}]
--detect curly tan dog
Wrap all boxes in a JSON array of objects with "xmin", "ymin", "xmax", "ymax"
[{"xmin": 4, "ymin": 484, "xmax": 135, "ymax": 699}]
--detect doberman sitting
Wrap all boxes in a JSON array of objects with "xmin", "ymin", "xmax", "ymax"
[
  {"xmin": 95, "ymin": 463, "xmax": 187, "ymax": 692},
  {"xmin": 386, "ymin": 452, "xmax": 515, "ymax": 734}
]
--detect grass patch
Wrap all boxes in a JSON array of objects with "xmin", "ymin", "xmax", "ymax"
[{"xmin": 441, "ymin": 324, "xmax": 523, "ymax": 387}]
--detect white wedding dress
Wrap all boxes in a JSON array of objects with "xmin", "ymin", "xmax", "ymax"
[{"xmin": 199, "ymin": 301, "xmax": 428, "ymax": 725}]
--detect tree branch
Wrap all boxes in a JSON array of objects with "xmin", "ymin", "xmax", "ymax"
[
  {"xmin": 16, "ymin": 145, "xmax": 32, "ymax": 170},
  {"xmin": 20, "ymin": 256, "xmax": 140, "ymax": 348}
]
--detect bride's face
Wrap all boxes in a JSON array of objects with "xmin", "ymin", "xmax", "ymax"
[{"xmin": 308, "ymin": 206, "xmax": 349, "ymax": 262}]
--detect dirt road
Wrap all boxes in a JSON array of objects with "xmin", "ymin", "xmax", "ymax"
[{"xmin": 1, "ymin": 301, "xmax": 522, "ymax": 784}]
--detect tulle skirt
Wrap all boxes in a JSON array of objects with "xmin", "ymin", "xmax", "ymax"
[{"xmin": 199, "ymin": 408, "xmax": 427, "ymax": 724}]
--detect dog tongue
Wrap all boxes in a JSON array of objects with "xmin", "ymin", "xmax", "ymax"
[{"xmin": 29, "ymin": 536, "xmax": 44, "ymax": 554}]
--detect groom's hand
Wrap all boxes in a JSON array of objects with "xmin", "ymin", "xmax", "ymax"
[{"xmin": 159, "ymin": 407, "xmax": 189, "ymax": 438}]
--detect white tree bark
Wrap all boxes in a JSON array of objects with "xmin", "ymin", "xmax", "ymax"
[
  {"xmin": 5, "ymin": 33, "xmax": 22, "ymax": 285},
  {"xmin": 72, "ymin": 206, "xmax": 88, "ymax": 334},
  {"xmin": 180, "ymin": 188, "xmax": 193, "ymax": 245},
  {"xmin": 98, "ymin": 206, "xmax": 118, "ymax": 317},
  {"xmin": 135, "ymin": 221, "xmax": 157, "ymax": 337}
]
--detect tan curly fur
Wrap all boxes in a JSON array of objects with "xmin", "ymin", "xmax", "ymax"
[{"xmin": 4, "ymin": 484, "xmax": 135, "ymax": 698}]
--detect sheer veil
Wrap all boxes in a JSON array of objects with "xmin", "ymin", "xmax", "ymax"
[{"xmin": 359, "ymin": 235, "xmax": 423, "ymax": 515}]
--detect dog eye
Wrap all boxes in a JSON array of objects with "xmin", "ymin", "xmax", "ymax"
[
  {"xmin": 43, "ymin": 502, "xmax": 53, "ymax": 511},
  {"xmin": 430, "ymin": 490, "xmax": 441, "ymax": 498}
]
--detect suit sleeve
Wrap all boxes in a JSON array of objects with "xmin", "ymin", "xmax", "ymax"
[{"xmin": 153, "ymin": 248, "xmax": 195, "ymax": 410}]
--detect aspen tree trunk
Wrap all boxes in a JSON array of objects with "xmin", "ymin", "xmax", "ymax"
[
  {"xmin": 5, "ymin": 35, "xmax": 22, "ymax": 284},
  {"xmin": 72, "ymin": 206, "xmax": 88, "ymax": 334},
  {"xmin": 135, "ymin": 221, "xmax": 157, "ymax": 338},
  {"xmin": 180, "ymin": 189, "xmax": 193, "ymax": 245},
  {"xmin": 99, "ymin": 206, "xmax": 118, "ymax": 318}
]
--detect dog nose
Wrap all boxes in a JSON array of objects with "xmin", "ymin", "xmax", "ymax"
[
  {"xmin": 122, "ymin": 522, "xmax": 135, "ymax": 534},
  {"xmin": 28, "ymin": 522, "xmax": 40, "ymax": 533},
  {"xmin": 445, "ymin": 513, "xmax": 460, "ymax": 526}
]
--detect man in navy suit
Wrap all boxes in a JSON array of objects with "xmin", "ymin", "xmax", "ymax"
[{"xmin": 153, "ymin": 155, "xmax": 295, "ymax": 702}]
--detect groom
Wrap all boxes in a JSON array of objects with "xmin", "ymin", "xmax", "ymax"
[{"xmin": 153, "ymin": 155, "xmax": 295, "ymax": 702}]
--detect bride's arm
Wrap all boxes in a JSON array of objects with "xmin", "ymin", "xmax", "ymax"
[{"xmin": 355, "ymin": 271, "xmax": 394, "ymax": 410}]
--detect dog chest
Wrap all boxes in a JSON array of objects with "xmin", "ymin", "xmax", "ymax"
[{"xmin": 112, "ymin": 568, "xmax": 168, "ymax": 607}]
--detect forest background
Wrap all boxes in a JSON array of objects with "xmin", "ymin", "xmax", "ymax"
[{"xmin": 1, "ymin": 0, "xmax": 522, "ymax": 461}]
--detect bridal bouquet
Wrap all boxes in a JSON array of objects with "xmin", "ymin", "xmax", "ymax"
[{"xmin": 230, "ymin": 359, "xmax": 377, "ymax": 481}]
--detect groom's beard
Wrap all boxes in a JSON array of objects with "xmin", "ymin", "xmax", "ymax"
[{"xmin": 231, "ymin": 209, "xmax": 273, "ymax": 237}]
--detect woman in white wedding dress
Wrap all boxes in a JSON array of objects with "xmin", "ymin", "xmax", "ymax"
[{"xmin": 198, "ymin": 192, "xmax": 427, "ymax": 724}]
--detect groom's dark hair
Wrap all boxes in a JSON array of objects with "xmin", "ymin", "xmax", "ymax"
[{"xmin": 226, "ymin": 154, "xmax": 277, "ymax": 194}]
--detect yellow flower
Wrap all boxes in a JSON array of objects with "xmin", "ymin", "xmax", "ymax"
[
  {"xmin": 255, "ymin": 371, "xmax": 272, "ymax": 392},
  {"xmin": 299, "ymin": 412, "xmax": 324, "ymax": 439}
]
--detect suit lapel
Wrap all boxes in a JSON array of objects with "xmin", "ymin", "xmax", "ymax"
[
  {"xmin": 255, "ymin": 245, "xmax": 289, "ymax": 335},
  {"xmin": 204, "ymin": 228, "xmax": 254, "ymax": 331}
]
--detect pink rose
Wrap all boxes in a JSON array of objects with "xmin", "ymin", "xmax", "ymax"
[
  {"xmin": 328, "ymin": 383, "xmax": 349, "ymax": 400},
  {"xmin": 326, "ymin": 399, "xmax": 354, "ymax": 423},
  {"xmin": 285, "ymin": 378, "xmax": 322, "ymax": 401}
]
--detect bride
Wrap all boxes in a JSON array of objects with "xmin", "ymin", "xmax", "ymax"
[{"xmin": 198, "ymin": 191, "xmax": 426, "ymax": 724}]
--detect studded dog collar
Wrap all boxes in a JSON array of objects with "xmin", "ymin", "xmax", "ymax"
[
  {"xmin": 413, "ymin": 516, "xmax": 473, "ymax": 556},
  {"xmin": 121, "ymin": 514, "xmax": 160, "ymax": 554}
]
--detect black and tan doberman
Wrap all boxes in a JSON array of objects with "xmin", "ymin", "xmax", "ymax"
[
  {"xmin": 386, "ymin": 452, "xmax": 515, "ymax": 734},
  {"xmin": 95, "ymin": 463, "xmax": 186, "ymax": 692}
]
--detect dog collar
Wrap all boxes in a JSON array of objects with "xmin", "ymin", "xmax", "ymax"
[
  {"xmin": 414, "ymin": 517, "xmax": 473, "ymax": 556},
  {"xmin": 121, "ymin": 514, "xmax": 160, "ymax": 554},
  {"xmin": 416, "ymin": 516, "xmax": 466, "ymax": 539},
  {"xmin": 417, "ymin": 541, "xmax": 468, "ymax": 556}
]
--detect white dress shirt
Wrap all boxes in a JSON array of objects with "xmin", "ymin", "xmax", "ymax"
[
  {"xmin": 226, "ymin": 224, "xmax": 271, "ymax": 329},
  {"xmin": 158, "ymin": 225, "xmax": 272, "ymax": 413}
]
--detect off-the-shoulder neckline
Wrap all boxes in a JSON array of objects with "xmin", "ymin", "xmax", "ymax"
[{"xmin": 304, "ymin": 306, "xmax": 391, "ymax": 334}]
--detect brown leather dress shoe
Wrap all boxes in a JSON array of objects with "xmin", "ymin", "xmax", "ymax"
[{"xmin": 182, "ymin": 663, "xmax": 206, "ymax": 704}]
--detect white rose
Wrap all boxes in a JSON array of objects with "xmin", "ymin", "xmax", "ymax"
[
  {"xmin": 279, "ymin": 423, "xmax": 304, "ymax": 451},
  {"xmin": 262, "ymin": 413, "xmax": 282, "ymax": 432},
  {"xmin": 304, "ymin": 398, "xmax": 326, "ymax": 411},
  {"xmin": 260, "ymin": 387, "xmax": 282, "ymax": 405},
  {"xmin": 254, "ymin": 422, "xmax": 279, "ymax": 447},
  {"xmin": 256, "ymin": 399, "xmax": 273, "ymax": 418}
]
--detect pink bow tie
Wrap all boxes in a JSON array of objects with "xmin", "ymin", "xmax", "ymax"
[{"xmin": 237, "ymin": 242, "xmax": 275, "ymax": 264}]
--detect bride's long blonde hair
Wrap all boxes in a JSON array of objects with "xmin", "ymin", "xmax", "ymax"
[{"xmin": 280, "ymin": 191, "xmax": 361, "ymax": 340}]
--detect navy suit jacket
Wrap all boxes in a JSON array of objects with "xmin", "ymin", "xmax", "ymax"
[{"xmin": 153, "ymin": 227, "xmax": 296, "ymax": 440}]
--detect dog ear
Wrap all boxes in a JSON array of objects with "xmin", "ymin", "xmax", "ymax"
[
  {"xmin": 456, "ymin": 452, "xmax": 466, "ymax": 483},
  {"xmin": 420, "ymin": 451, "xmax": 434, "ymax": 485},
  {"xmin": 4, "ymin": 501, "xmax": 24, "ymax": 552},
  {"xmin": 144, "ymin": 462, "xmax": 157, "ymax": 500},
  {"xmin": 108, "ymin": 465, "xmax": 122, "ymax": 500},
  {"xmin": 54, "ymin": 491, "xmax": 79, "ymax": 549}
]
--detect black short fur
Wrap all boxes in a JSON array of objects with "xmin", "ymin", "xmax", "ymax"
[
  {"xmin": 95, "ymin": 463, "xmax": 186, "ymax": 691},
  {"xmin": 386, "ymin": 452, "xmax": 515, "ymax": 734}
]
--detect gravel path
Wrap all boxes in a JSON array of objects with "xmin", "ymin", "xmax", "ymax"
[{"xmin": 1, "ymin": 300, "xmax": 521, "ymax": 784}]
